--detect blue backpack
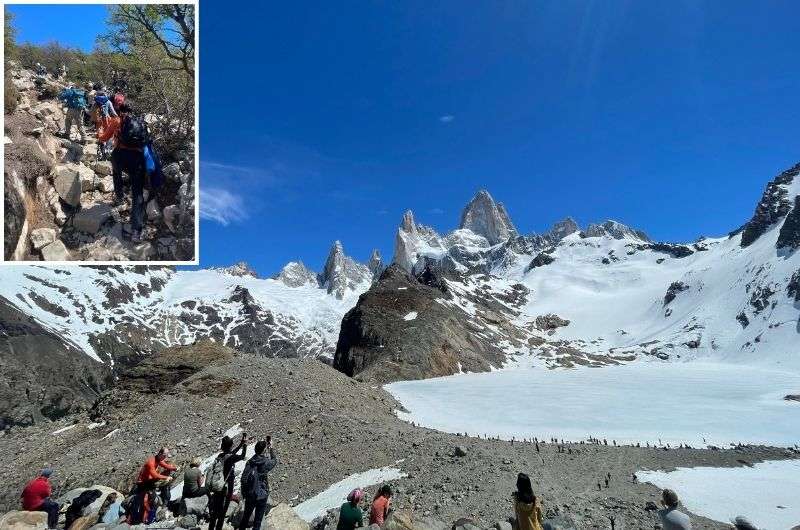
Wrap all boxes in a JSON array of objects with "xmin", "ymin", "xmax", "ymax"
[
  {"xmin": 94, "ymin": 94, "xmax": 109, "ymax": 106},
  {"xmin": 143, "ymin": 142, "xmax": 165, "ymax": 189},
  {"xmin": 61, "ymin": 88, "xmax": 86, "ymax": 109}
]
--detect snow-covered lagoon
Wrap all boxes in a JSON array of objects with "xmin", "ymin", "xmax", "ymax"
[
  {"xmin": 639, "ymin": 459, "xmax": 800, "ymax": 530},
  {"xmin": 385, "ymin": 362, "xmax": 800, "ymax": 447}
]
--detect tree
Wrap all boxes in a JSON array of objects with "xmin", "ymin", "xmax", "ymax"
[{"xmin": 4, "ymin": 8, "xmax": 16, "ymax": 60}]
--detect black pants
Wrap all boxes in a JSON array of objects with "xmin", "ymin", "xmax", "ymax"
[
  {"xmin": 112, "ymin": 147, "xmax": 146, "ymax": 232},
  {"xmin": 238, "ymin": 497, "xmax": 268, "ymax": 530},
  {"xmin": 37, "ymin": 499, "xmax": 60, "ymax": 529},
  {"xmin": 207, "ymin": 490, "xmax": 232, "ymax": 530}
]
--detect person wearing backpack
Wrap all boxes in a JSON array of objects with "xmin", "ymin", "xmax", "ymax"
[
  {"xmin": 238, "ymin": 438, "xmax": 277, "ymax": 530},
  {"xmin": 21, "ymin": 469, "xmax": 60, "ymax": 530},
  {"xmin": 98, "ymin": 101, "xmax": 150, "ymax": 242},
  {"xmin": 58, "ymin": 85, "xmax": 87, "ymax": 143},
  {"xmin": 206, "ymin": 433, "xmax": 248, "ymax": 530}
]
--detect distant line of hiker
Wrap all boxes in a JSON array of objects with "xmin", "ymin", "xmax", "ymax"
[{"xmin": 54, "ymin": 77, "xmax": 164, "ymax": 243}]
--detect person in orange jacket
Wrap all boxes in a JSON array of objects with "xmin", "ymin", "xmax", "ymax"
[
  {"xmin": 132, "ymin": 447, "xmax": 177, "ymax": 523},
  {"xmin": 98, "ymin": 101, "xmax": 149, "ymax": 242}
]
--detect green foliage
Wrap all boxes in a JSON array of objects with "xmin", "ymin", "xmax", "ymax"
[{"xmin": 4, "ymin": 8, "xmax": 16, "ymax": 60}]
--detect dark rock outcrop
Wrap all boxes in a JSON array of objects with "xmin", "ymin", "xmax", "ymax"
[
  {"xmin": 787, "ymin": 269, "xmax": 800, "ymax": 302},
  {"xmin": 3, "ymin": 171, "xmax": 26, "ymax": 260},
  {"xmin": 0, "ymin": 298, "xmax": 112, "ymax": 428},
  {"xmin": 740, "ymin": 163, "xmax": 800, "ymax": 247},
  {"xmin": 777, "ymin": 195, "xmax": 800, "ymax": 250},
  {"xmin": 333, "ymin": 265, "xmax": 506, "ymax": 383},
  {"xmin": 525, "ymin": 252, "xmax": 556, "ymax": 272},
  {"xmin": 663, "ymin": 281, "xmax": 689, "ymax": 306}
]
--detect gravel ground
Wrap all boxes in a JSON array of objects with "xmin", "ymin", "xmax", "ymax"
[{"xmin": 0, "ymin": 345, "xmax": 796, "ymax": 529}]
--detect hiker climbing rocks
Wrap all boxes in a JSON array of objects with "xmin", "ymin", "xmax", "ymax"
[
  {"xmin": 181, "ymin": 457, "xmax": 208, "ymax": 500},
  {"xmin": 98, "ymin": 101, "xmax": 150, "ymax": 242},
  {"xmin": 658, "ymin": 489, "xmax": 692, "ymax": 530},
  {"xmin": 336, "ymin": 488, "xmax": 364, "ymax": 530},
  {"xmin": 513, "ymin": 473, "xmax": 543, "ymax": 530},
  {"xmin": 238, "ymin": 438, "xmax": 277, "ymax": 530},
  {"xmin": 21, "ymin": 469, "xmax": 60, "ymax": 530},
  {"xmin": 58, "ymin": 84, "xmax": 87, "ymax": 143},
  {"xmin": 369, "ymin": 484, "xmax": 392, "ymax": 526},
  {"xmin": 207, "ymin": 433, "xmax": 247, "ymax": 530},
  {"xmin": 131, "ymin": 447, "xmax": 177, "ymax": 523}
]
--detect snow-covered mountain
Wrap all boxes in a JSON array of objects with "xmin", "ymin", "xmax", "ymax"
[{"xmin": 335, "ymin": 163, "xmax": 800, "ymax": 381}]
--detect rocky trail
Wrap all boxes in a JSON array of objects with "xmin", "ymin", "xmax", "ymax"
[
  {"xmin": 0, "ymin": 341, "xmax": 795, "ymax": 530},
  {"xmin": 4, "ymin": 65, "xmax": 195, "ymax": 262}
]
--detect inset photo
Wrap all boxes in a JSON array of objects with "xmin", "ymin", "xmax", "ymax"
[{"xmin": 3, "ymin": 3, "xmax": 197, "ymax": 263}]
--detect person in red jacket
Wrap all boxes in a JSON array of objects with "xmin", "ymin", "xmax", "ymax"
[
  {"xmin": 132, "ymin": 447, "xmax": 177, "ymax": 523},
  {"xmin": 21, "ymin": 469, "xmax": 60, "ymax": 529}
]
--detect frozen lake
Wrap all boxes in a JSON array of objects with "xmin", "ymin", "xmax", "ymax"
[{"xmin": 385, "ymin": 362, "xmax": 800, "ymax": 447}]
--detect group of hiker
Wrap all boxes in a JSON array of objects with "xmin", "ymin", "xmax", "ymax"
[{"xmin": 53, "ymin": 75, "xmax": 163, "ymax": 243}]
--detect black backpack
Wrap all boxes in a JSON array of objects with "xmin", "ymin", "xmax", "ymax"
[{"xmin": 119, "ymin": 115, "xmax": 147, "ymax": 148}]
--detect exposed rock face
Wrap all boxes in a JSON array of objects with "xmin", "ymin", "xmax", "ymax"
[
  {"xmin": 663, "ymin": 281, "xmax": 690, "ymax": 306},
  {"xmin": 3, "ymin": 171, "xmax": 26, "ymax": 260},
  {"xmin": 789, "ymin": 269, "xmax": 800, "ymax": 302},
  {"xmin": 582, "ymin": 220, "xmax": 650, "ymax": 241},
  {"xmin": 333, "ymin": 265, "xmax": 508, "ymax": 383},
  {"xmin": 777, "ymin": 195, "xmax": 800, "ymax": 250},
  {"xmin": 393, "ymin": 210, "xmax": 446, "ymax": 273},
  {"xmin": 368, "ymin": 249, "xmax": 385, "ymax": 278},
  {"xmin": 0, "ymin": 298, "xmax": 112, "ymax": 429},
  {"xmin": 319, "ymin": 241, "xmax": 373, "ymax": 299},
  {"xmin": 212, "ymin": 261, "xmax": 259, "ymax": 278},
  {"xmin": 274, "ymin": 261, "xmax": 318, "ymax": 287},
  {"xmin": 548, "ymin": 217, "xmax": 579, "ymax": 240},
  {"xmin": 458, "ymin": 190, "xmax": 517, "ymax": 245},
  {"xmin": 525, "ymin": 252, "xmax": 555, "ymax": 272},
  {"xmin": 740, "ymin": 162, "xmax": 800, "ymax": 247}
]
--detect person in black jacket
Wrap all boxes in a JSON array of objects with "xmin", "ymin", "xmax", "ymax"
[
  {"xmin": 238, "ymin": 438, "xmax": 277, "ymax": 530},
  {"xmin": 207, "ymin": 433, "xmax": 247, "ymax": 530}
]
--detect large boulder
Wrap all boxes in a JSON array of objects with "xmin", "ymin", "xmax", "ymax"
[
  {"xmin": 40, "ymin": 239, "xmax": 71, "ymax": 261},
  {"xmin": 30, "ymin": 228, "xmax": 57, "ymax": 250},
  {"xmin": 76, "ymin": 165, "xmax": 98, "ymax": 192},
  {"xmin": 0, "ymin": 511, "xmax": 48, "ymax": 530},
  {"xmin": 4, "ymin": 171, "xmax": 27, "ymax": 261},
  {"xmin": 383, "ymin": 511, "xmax": 415, "ymax": 530},
  {"xmin": 181, "ymin": 495, "xmax": 208, "ymax": 517},
  {"xmin": 264, "ymin": 504, "xmax": 308, "ymax": 530},
  {"xmin": 73, "ymin": 204, "xmax": 113, "ymax": 235},
  {"xmin": 93, "ymin": 161, "xmax": 113, "ymax": 177},
  {"xmin": 52, "ymin": 165, "xmax": 81, "ymax": 207}
]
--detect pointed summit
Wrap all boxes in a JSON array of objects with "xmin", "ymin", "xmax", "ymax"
[
  {"xmin": 548, "ymin": 217, "xmax": 579, "ymax": 240},
  {"xmin": 319, "ymin": 241, "xmax": 372, "ymax": 299},
  {"xmin": 459, "ymin": 190, "xmax": 517, "ymax": 245},
  {"xmin": 400, "ymin": 210, "xmax": 418, "ymax": 234},
  {"xmin": 273, "ymin": 261, "xmax": 318, "ymax": 288},
  {"xmin": 368, "ymin": 249, "xmax": 385, "ymax": 277}
]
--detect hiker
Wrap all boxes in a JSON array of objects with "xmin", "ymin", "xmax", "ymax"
[
  {"xmin": 58, "ymin": 85, "xmax": 87, "ymax": 143},
  {"xmin": 513, "ymin": 473, "xmax": 543, "ymax": 530},
  {"xmin": 111, "ymin": 89, "xmax": 126, "ymax": 113},
  {"xmin": 21, "ymin": 469, "xmax": 59, "ymax": 530},
  {"xmin": 207, "ymin": 433, "xmax": 248, "ymax": 530},
  {"xmin": 132, "ymin": 447, "xmax": 177, "ymax": 523},
  {"xmin": 658, "ymin": 489, "xmax": 692, "ymax": 530},
  {"xmin": 238, "ymin": 438, "xmax": 278, "ymax": 530},
  {"xmin": 181, "ymin": 458, "xmax": 208, "ymax": 500},
  {"xmin": 98, "ymin": 102, "xmax": 149, "ymax": 242},
  {"xmin": 368, "ymin": 485, "xmax": 392, "ymax": 526},
  {"xmin": 336, "ymin": 489, "xmax": 364, "ymax": 530}
]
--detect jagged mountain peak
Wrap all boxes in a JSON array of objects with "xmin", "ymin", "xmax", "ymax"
[
  {"xmin": 368, "ymin": 249, "xmax": 385, "ymax": 277},
  {"xmin": 274, "ymin": 261, "xmax": 318, "ymax": 288},
  {"xmin": 582, "ymin": 219, "xmax": 650, "ymax": 242},
  {"xmin": 319, "ymin": 240, "xmax": 373, "ymax": 299},
  {"xmin": 210, "ymin": 261, "xmax": 259, "ymax": 278},
  {"xmin": 459, "ymin": 190, "xmax": 517, "ymax": 245},
  {"xmin": 740, "ymin": 162, "xmax": 800, "ymax": 249},
  {"xmin": 548, "ymin": 217, "xmax": 580, "ymax": 240}
]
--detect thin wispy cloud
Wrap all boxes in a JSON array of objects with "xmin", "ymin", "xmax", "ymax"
[
  {"xmin": 200, "ymin": 187, "xmax": 248, "ymax": 226},
  {"xmin": 439, "ymin": 115, "xmax": 455, "ymax": 123}
]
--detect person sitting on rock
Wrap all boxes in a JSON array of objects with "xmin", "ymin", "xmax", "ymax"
[
  {"xmin": 336, "ymin": 488, "xmax": 364, "ymax": 530},
  {"xmin": 98, "ymin": 101, "xmax": 150, "ymax": 242},
  {"xmin": 238, "ymin": 438, "xmax": 278, "ymax": 530},
  {"xmin": 181, "ymin": 457, "xmax": 208, "ymax": 500},
  {"xmin": 207, "ymin": 433, "xmax": 248, "ymax": 530},
  {"xmin": 20, "ymin": 468, "xmax": 60, "ymax": 530},
  {"xmin": 368, "ymin": 484, "xmax": 392, "ymax": 527},
  {"xmin": 658, "ymin": 489, "xmax": 692, "ymax": 530},
  {"xmin": 513, "ymin": 472, "xmax": 543, "ymax": 530}
]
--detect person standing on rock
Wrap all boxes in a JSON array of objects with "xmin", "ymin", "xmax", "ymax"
[
  {"xmin": 336, "ymin": 488, "xmax": 364, "ymax": 530},
  {"xmin": 658, "ymin": 489, "xmax": 692, "ymax": 530},
  {"xmin": 513, "ymin": 473, "xmax": 543, "ymax": 530},
  {"xmin": 207, "ymin": 433, "xmax": 248, "ymax": 530},
  {"xmin": 238, "ymin": 438, "xmax": 277, "ymax": 530},
  {"xmin": 20, "ymin": 468, "xmax": 60, "ymax": 530},
  {"xmin": 368, "ymin": 484, "xmax": 392, "ymax": 526},
  {"xmin": 98, "ymin": 101, "xmax": 150, "ymax": 242},
  {"xmin": 58, "ymin": 84, "xmax": 87, "ymax": 144},
  {"xmin": 133, "ymin": 447, "xmax": 177, "ymax": 522}
]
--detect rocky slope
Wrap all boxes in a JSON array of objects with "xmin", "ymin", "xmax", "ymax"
[
  {"xmin": 0, "ymin": 241, "xmax": 378, "ymax": 427},
  {"xmin": 4, "ymin": 65, "xmax": 195, "ymax": 261},
  {"xmin": 1, "ymin": 341, "xmax": 793, "ymax": 529},
  {"xmin": 336, "ymin": 163, "xmax": 800, "ymax": 382}
]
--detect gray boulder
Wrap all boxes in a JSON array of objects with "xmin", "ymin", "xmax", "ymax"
[
  {"xmin": 40, "ymin": 239, "xmax": 71, "ymax": 261},
  {"xmin": 30, "ymin": 228, "xmax": 57, "ymax": 250},
  {"xmin": 73, "ymin": 204, "xmax": 113, "ymax": 234},
  {"xmin": 52, "ymin": 165, "xmax": 82, "ymax": 207}
]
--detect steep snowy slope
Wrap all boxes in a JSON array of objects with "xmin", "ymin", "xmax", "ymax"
[{"xmin": 336, "ymin": 163, "xmax": 800, "ymax": 380}]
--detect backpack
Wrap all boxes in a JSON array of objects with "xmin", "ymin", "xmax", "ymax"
[
  {"xmin": 95, "ymin": 94, "xmax": 109, "ymax": 106},
  {"xmin": 143, "ymin": 142, "xmax": 164, "ymax": 189},
  {"xmin": 240, "ymin": 460, "xmax": 259, "ymax": 499},
  {"xmin": 119, "ymin": 115, "xmax": 147, "ymax": 148},
  {"xmin": 204, "ymin": 455, "xmax": 228, "ymax": 493},
  {"xmin": 62, "ymin": 88, "xmax": 87, "ymax": 109}
]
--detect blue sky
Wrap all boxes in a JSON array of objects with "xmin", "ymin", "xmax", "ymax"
[
  {"xmin": 11, "ymin": 3, "xmax": 800, "ymax": 275},
  {"xmin": 7, "ymin": 4, "xmax": 107, "ymax": 51}
]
